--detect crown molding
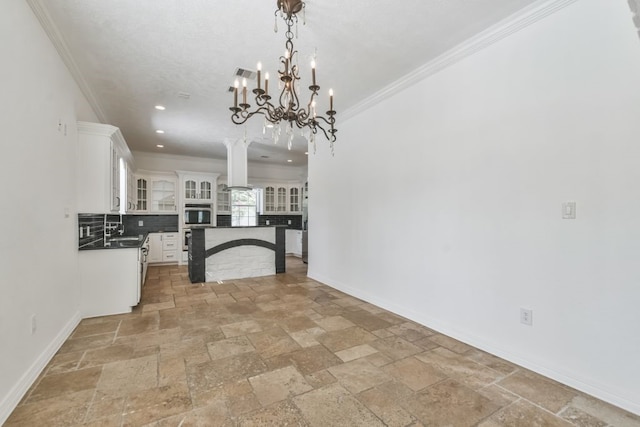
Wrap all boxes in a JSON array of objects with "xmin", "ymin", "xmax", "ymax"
[
  {"xmin": 26, "ymin": 0, "xmax": 108, "ymax": 123},
  {"xmin": 341, "ymin": 0, "xmax": 580, "ymax": 121}
]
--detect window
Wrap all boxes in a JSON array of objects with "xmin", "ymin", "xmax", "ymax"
[{"xmin": 231, "ymin": 189, "xmax": 257, "ymax": 227}]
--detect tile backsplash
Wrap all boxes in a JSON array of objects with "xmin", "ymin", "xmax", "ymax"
[
  {"xmin": 78, "ymin": 214, "xmax": 105, "ymax": 248},
  {"xmin": 78, "ymin": 213, "xmax": 179, "ymax": 248},
  {"xmin": 216, "ymin": 214, "xmax": 302, "ymax": 229}
]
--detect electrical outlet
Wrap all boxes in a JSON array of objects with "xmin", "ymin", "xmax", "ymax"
[
  {"xmin": 138, "ymin": 220, "xmax": 144, "ymax": 226},
  {"xmin": 266, "ymin": 220, "xmax": 270, "ymax": 225},
  {"xmin": 288, "ymin": 220, "xmax": 292, "ymax": 225},
  {"xmin": 520, "ymin": 308, "xmax": 533, "ymax": 326},
  {"xmin": 31, "ymin": 314, "xmax": 37, "ymax": 334}
]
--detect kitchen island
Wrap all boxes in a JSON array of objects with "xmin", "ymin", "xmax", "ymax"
[{"xmin": 188, "ymin": 226, "xmax": 285, "ymax": 283}]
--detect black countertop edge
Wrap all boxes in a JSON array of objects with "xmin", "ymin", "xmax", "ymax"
[{"xmin": 79, "ymin": 232, "xmax": 149, "ymax": 251}]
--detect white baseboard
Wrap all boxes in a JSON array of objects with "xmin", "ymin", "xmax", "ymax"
[
  {"xmin": 0, "ymin": 310, "xmax": 82, "ymax": 425},
  {"xmin": 308, "ymin": 271, "xmax": 640, "ymax": 416}
]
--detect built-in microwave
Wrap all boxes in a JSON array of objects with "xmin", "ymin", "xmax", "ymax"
[{"xmin": 184, "ymin": 203, "xmax": 212, "ymax": 226}]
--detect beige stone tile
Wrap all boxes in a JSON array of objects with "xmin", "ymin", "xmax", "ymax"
[
  {"xmin": 142, "ymin": 300, "xmax": 176, "ymax": 312},
  {"xmin": 220, "ymin": 319, "xmax": 263, "ymax": 338},
  {"xmin": 328, "ymin": 358, "xmax": 393, "ymax": 394},
  {"xmin": 415, "ymin": 347, "xmax": 502, "ymax": 390},
  {"xmin": 566, "ymin": 394, "xmax": 640, "ymax": 427},
  {"xmin": 122, "ymin": 383, "xmax": 192, "ymax": 426},
  {"xmin": 249, "ymin": 365, "xmax": 313, "ymax": 406},
  {"xmin": 304, "ymin": 369, "xmax": 337, "ymax": 389},
  {"xmin": 560, "ymin": 406, "xmax": 607, "ymax": 427},
  {"xmin": 478, "ymin": 384, "xmax": 519, "ymax": 407},
  {"xmin": 45, "ymin": 350, "xmax": 84, "ymax": 375},
  {"xmin": 387, "ymin": 322, "xmax": 436, "ymax": 342},
  {"xmin": 186, "ymin": 353, "xmax": 268, "ymax": 403},
  {"xmin": 382, "ymin": 357, "xmax": 447, "ymax": 391},
  {"xmin": 372, "ymin": 328, "xmax": 395, "ymax": 339},
  {"xmin": 335, "ymin": 344, "xmax": 379, "ymax": 362},
  {"xmin": 313, "ymin": 315, "xmax": 355, "ymax": 331},
  {"xmin": 358, "ymin": 386, "xmax": 416, "ymax": 426},
  {"xmin": 96, "ymin": 355, "xmax": 158, "ymax": 397},
  {"xmin": 428, "ymin": 333, "xmax": 475, "ymax": 354},
  {"xmin": 293, "ymin": 383, "xmax": 385, "ymax": 427},
  {"xmin": 72, "ymin": 319, "xmax": 121, "ymax": 338},
  {"xmin": 83, "ymin": 414, "xmax": 125, "ymax": 427},
  {"xmin": 498, "ymin": 370, "xmax": 577, "ymax": 413},
  {"xmin": 207, "ymin": 335, "xmax": 255, "ymax": 360},
  {"xmin": 247, "ymin": 327, "xmax": 302, "ymax": 359},
  {"xmin": 478, "ymin": 400, "xmax": 573, "ymax": 427},
  {"xmin": 370, "ymin": 336, "xmax": 423, "ymax": 361},
  {"xmin": 278, "ymin": 315, "xmax": 318, "ymax": 332},
  {"xmin": 238, "ymin": 399, "xmax": 310, "ymax": 426},
  {"xmin": 58, "ymin": 333, "xmax": 115, "ymax": 354},
  {"xmin": 466, "ymin": 349, "xmax": 518, "ymax": 376},
  {"xmin": 412, "ymin": 336, "xmax": 440, "ymax": 351},
  {"xmin": 156, "ymin": 401, "xmax": 232, "ymax": 427},
  {"xmin": 117, "ymin": 312, "xmax": 160, "ymax": 336},
  {"xmin": 363, "ymin": 352, "xmax": 395, "ymax": 367},
  {"xmin": 226, "ymin": 390, "xmax": 262, "ymax": 417},
  {"xmin": 79, "ymin": 344, "xmax": 135, "ymax": 368},
  {"xmin": 288, "ymin": 327, "xmax": 325, "ymax": 348},
  {"xmin": 341, "ymin": 309, "xmax": 394, "ymax": 331},
  {"xmin": 4, "ymin": 389, "xmax": 94, "ymax": 426},
  {"xmin": 402, "ymin": 379, "xmax": 501, "ymax": 426},
  {"xmin": 316, "ymin": 326, "xmax": 377, "ymax": 352},
  {"xmin": 86, "ymin": 392, "xmax": 125, "ymax": 423},
  {"xmin": 26, "ymin": 366, "xmax": 103, "ymax": 403},
  {"xmin": 158, "ymin": 357, "xmax": 187, "ymax": 387},
  {"xmin": 281, "ymin": 345, "xmax": 343, "ymax": 375}
]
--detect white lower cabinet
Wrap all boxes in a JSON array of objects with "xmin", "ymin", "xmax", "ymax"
[
  {"xmin": 285, "ymin": 229, "xmax": 302, "ymax": 257},
  {"xmin": 79, "ymin": 248, "xmax": 139, "ymax": 318},
  {"xmin": 149, "ymin": 232, "xmax": 178, "ymax": 264}
]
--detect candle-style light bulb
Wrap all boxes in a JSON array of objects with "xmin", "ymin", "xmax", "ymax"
[
  {"xmin": 284, "ymin": 50, "xmax": 290, "ymax": 75},
  {"xmin": 265, "ymin": 72, "xmax": 269, "ymax": 96},
  {"xmin": 311, "ymin": 60, "xmax": 316, "ymax": 86},
  {"xmin": 329, "ymin": 88, "xmax": 334, "ymax": 111},
  {"xmin": 257, "ymin": 62, "xmax": 262, "ymax": 91},
  {"xmin": 233, "ymin": 79, "xmax": 239, "ymax": 108},
  {"xmin": 242, "ymin": 78, "xmax": 247, "ymax": 106}
]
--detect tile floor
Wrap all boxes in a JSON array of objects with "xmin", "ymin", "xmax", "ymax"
[{"xmin": 6, "ymin": 257, "xmax": 640, "ymax": 426}]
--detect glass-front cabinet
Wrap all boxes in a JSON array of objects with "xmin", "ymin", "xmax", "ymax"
[
  {"xmin": 135, "ymin": 177, "xmax": 148, "ymax": 212},
  {"xmin": 151, "ymin": 178, "xmax": 176, "ymax": 212},
  {"xmin": 289, "ymin": 186, "xmax": 301, "ymax": 213},
  {"xmin": 217, "ymin": 183, "xmax": 231, "ymax": 214},
  {"xmin": 181, "ymin": 173, "xmax": 216, "ymax": 202}
]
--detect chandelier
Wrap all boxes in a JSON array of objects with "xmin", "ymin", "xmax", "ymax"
[{"xmin": 229, "ymin": 0, "xmax": 337, "ymax": 153}]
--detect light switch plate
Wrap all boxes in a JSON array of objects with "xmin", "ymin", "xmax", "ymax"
[{"xmin": 562, "ymin": 201, "xmax": 576, "ymax": 219}]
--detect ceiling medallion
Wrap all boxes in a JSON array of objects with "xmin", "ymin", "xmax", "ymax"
[{"xmin": 230, "ymin": 0, "xmax": 337, "ymax": 154}]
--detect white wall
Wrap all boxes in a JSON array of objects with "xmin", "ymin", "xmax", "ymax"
[
  {"xmin": 0, "ymin": 1, "xmax": 97, "ymax": 422},
  {"xmin": 309, "ymin": 0, "xmax": 640, "ymax": 414},
  {"xmin": 133, "ymin": 151, "xmax": 307, "ymax": 184}
]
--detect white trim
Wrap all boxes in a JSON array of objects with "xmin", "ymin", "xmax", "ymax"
[
  {"xmin": 26, "ymin": 0, "xmax": 108, "ymax": 123},
  {"xmin": 307, "ymin": 269, "xmax": 640, "ymax": 416},
  {"xmin": 341, "ymin": 0, "xmax": 580, "ymax": 121},
  {"xmin": 0, "ymin": 311, "xmax": 82, "ymax": 425}
]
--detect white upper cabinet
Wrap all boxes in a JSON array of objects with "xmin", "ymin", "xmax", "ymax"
[
  {"xmin": 135, "ymin": 175, "xmax": 148, "ymax": 212},
  {"xmin": 150, "ymin": 175, "xmax": 177, "ymax": 212},
  {"xmin": 77, "ymin": 122, "xmax": 134, "ymax": 214},
  {"xmin": 259, "ymin": 182, "xmax": 304, "ymax": 214},
  {"xmin": 179, "ymin": 172, "xmax": 218, "ymax": 203},
  {"xmin": 217, "ymin": 181, "xmax": 231, "ymax": 214}
]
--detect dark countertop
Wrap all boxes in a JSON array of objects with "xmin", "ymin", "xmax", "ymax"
[{"xmin": 79, "ymin": 233, "xmax": 149, "ymax": 251}]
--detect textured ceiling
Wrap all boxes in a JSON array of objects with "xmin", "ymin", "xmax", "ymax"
[{"xmin": 33, "ymin": 0, "xmax": 539, "ymax": 166}]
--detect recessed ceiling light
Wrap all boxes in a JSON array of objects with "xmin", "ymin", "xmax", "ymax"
[
  {"xmin": 156, "ymin": 144, "xmax": 164, "ymax": 148},
  {"xmin": 155, "ymin": 129, "xmax": 165, "ymax": 134},
  {"xmin": 287, "ymin": 159, "xmax": 293, "ymax": 163},
  {"xmin": 304, "ymin": 152, "xmax": 308, "ymax": 155},
  {"xmin": 155, "ymin": 105, "xmax": 166, "ymax": 110}
]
